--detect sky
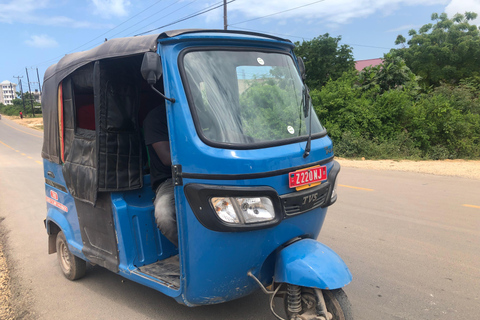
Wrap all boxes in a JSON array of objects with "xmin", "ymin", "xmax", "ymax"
[{"xmin": 1, "ymin": 0, "xmax": 479, "ymax": 89}]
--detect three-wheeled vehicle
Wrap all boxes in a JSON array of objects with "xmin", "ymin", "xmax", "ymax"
[{"xmin": 42, "ymin": 29, "xmax": 352, "ymax": 320}]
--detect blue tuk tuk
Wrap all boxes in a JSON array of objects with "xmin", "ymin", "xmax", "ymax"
[{"xmin": 42, "ymin": 29, "xmax": 352, "ymax": 320}]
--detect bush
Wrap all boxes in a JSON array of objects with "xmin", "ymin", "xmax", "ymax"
[
  {"xmin": 314, "ymin": 72, "xmax": 480, "ymax": 159},
  {"xmin": 334, "ymin": 131, "xmax": 422, "ymax": 159},
  {"xmin": 0, "ymin": 99, "xmax": 41, "ymax": 117},
  {"xmin": 406, "ymin": 86, "xmax": 480, "ymax": 158}
]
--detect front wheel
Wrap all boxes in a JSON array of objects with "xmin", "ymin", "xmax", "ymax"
[
  {"xmin": 56, "ymin": 231, "xmax": 86, "ymax": 280},
  {"xmin": 284, "ymin": 286, "xmax": 353, "ymax": 320}
]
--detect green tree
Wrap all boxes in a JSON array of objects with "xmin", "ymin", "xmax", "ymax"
[
  {"xmin": 391, "ymin": 12, "xmax": 480, "ymax": 87},
  {"xmin": 406, "ymin": 88, "xmax": 480, "ymax": 159},
  {"xmin": 357, "ymin": 53, "xmax": 420, "ymax": 94},
  {"xmin": 294, "ymin": 34, "xmax": 355, "ymax": 90},
  {"xmin": 0, "ymin": 91, "xmax": 41, "ymax": 116},
  {"xmin": 395, "ymin": 34, "xmax": 406, "ymax": 46},
  {"xmin": 310, "ymin": 70, "xmax": 480, "ymax": 159}
]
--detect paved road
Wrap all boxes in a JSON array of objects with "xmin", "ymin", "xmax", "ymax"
[{"xmin": 1, "ymin": 116, "xmax": 479, "ymax": 320}]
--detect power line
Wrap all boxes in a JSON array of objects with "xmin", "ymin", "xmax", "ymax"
[
  {"xmin": 134, "ymin": 0, "xmax": 228, "ymax": 35},
  {"xmin": 23, "ymin": 0, "xmax": 224, "ymax": 74},
  {"xmin": 65, "ymin": 0, "xmax": 168, "ymax": 54},
  {"xmin": 109, "ymin": 0, "xmax": 185, "ymax": 38},
  {"xmin": 342, "ymin": 42, "xmax": 391, "ymax": 50},
  {"xmin": 229, "ymin": 0, "xmax": 327, "ymax": 26},
  {"xmin": 136, "ymin": 0, "xmax": 236, "ymax": 36},
  {"xmin": 234, "ymin": 26, "xmax": 392, "ymax": 50},
  {"xmin": 127, "ymin": 0, "xmax": 199, "ymax": 37},
  {"xmin": 234, "ymin": 26, "xmax": 312, "ymax": 40},
  {"xmin": 25, "ymin": 0, "xmax": 171, "ymax": 69},
  {"xmin": 30, "ymin": 0, "xmax": 199, "ymax": 69}
]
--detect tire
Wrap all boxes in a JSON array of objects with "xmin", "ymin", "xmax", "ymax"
[
  {"xmin": 284, "ymin": 286, "xmax": 353, "ymax": 320},
  {"xmin": 56, "ymin": 231, "xmax": 86, "ymax": 281},
  {"xmin": 323, "ymin": 289, "xmax": 353, "ymax": 320}
]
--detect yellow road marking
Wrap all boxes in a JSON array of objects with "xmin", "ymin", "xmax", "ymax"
[
  {"xmin": 0, "ymin": 140, "xmax": 15, "ymax": 150},
  {"xmin": 338, "ymin": 184, "xmax": 374, "ymax": 191},
  {"xmin": 1, "ymin": 139, "xmax": 42, "ymax": 165},
  {"xmin": 1, "ymin": 119, "xmax": 43, "ymax": 138},
  {"xmin": 463, "ymin": 204, "xmax": 480, "ymax": 209}
]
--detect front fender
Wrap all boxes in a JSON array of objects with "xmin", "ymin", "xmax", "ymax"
[{"xmin": 274, "ymin": 239, "xmax": 352, "ymax": 289}]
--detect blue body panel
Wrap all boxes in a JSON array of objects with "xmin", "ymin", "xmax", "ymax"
[
  {"xmin": 156, "ymin": 36, "xmax": 340, "ymax": 305},
  {"xmin": 44, "ymin": 159, "xmax": 85, "ymax": 259},
  {"xmin": 110, "ymin": 175, "xmax": 180, "ymax": 298},
  {"xmin": 176, "ymin": 177, "xmax": 330, "ymax": 306},
  {"xmin": 43, "ymin": 31, "xmax": 351, "ymax": 307},
  {"xmin": 275, "ymin": 239, "xmax": 352, "ymax": 290}
]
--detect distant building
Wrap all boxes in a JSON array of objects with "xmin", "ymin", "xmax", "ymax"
[
  {"xmin": 0, "ymin": 80, "xmax": 17, "ymax": 105},
  {"xmin": 355, "ymin": 58, "xmax": 383, "ymax": 71},
  {"xmin": 29, "ymin": 89, "xmax": 41, "ymax": 103}
]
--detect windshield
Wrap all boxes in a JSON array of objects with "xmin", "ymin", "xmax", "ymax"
[{"xmin": 182, "ymin": 50, "xmax": 324, "ymax": 146}]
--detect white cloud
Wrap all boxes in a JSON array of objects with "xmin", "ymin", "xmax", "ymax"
[
  {"xmin": 25, "ymin": 34, "xmax": 59, "ymax": 48},
  {"xmin": 0, "ymin": 0, "xmax": 111, "ymax": 28},
  {"xmin": 91, "ymin": 0, "xmax": 130, "ymax": 18},
  {"xmin": 445, "ymin": 0, "xmax": 480, "ymax": 25},
  {"xmin": 228, "ymin": 0, "xmax": 450, "ymax": 27},
  {"xmin": 387, "ymin": 24, "xmax": 420, "ymax": 32}
]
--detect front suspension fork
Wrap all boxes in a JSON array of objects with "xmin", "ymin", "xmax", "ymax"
[{"xmin": 248, "ymin": 272, "xmax": 332, "ymax": 320}]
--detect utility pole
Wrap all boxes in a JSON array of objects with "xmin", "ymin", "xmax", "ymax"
[
  {"xmin": 13, "ymin": 76, "xmax": 26, "ymax": 115},
  {"xmin": 19, "ymin": 79, "xmax": 26, "ymax": 115},
  {"xmin": 223, "ymin": 0, "xmax": 227, "ymax": 30},
  {"xmin": 36, "ymin": 67, "xmax": 42, "ymax": 95},
  {"xmin": 25, "ymin": 68, "xmax": 35, "ymax": 117}
]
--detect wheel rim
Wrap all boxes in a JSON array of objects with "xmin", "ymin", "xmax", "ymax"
[{"xmin": 59, "ymin": 241, "xmax": 71, "ymax": 272}]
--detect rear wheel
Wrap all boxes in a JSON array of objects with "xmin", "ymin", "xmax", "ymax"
[
  {"xmin": 284, "ymin": 286, "xmax": 353, "ymax": 320},
  {"xmin": 56, "ymin": 231, "xmax": 86, "ymax": 280}
]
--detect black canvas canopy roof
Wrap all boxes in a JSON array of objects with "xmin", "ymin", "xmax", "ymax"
[
  {"xmin": 41, "ymin": 29, "xmax": 291, "ymax": 164},
  {"xmin": 42, "ymin": 32, "xmax": 164, "ymax": 163},
  {"xmin": 40, "ymin": 29, "xmax": 293, "ymax": 204},
  {"xmin": 43, "ymin": 29, "xmax": 290, "ymax": 85}
]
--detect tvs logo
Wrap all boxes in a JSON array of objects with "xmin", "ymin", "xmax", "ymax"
[{"xmin": 50, "ymin": 190, "xmax": 58, "ymax": 201}]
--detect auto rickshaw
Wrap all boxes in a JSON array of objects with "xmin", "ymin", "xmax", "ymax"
[{"xmin": 42, "ymin": 29, "xmax": 353, "ymax": 320}]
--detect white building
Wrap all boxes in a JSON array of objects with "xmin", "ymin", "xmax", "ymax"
[
  {"xmin": 29, "ymin": 89, "xmax": 41, "ymax": 103},
  {"xmin": 1, "ymin": 80, "xmax": 17, "ymax": 105}
]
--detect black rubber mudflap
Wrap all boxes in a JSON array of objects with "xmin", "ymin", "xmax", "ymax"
[{"xmin": 76, "ymin": 192, "xmax": 119, "ymax": 272}]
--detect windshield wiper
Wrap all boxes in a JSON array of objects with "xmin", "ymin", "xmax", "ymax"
[{"xmin": 303, "ymin": 85, "xmax": 312, "ymax": 158}]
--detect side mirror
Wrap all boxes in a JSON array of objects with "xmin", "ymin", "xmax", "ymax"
[
  {"xmin": 141, "ymin": 52, "xmax": 162, "ymax": 85},
  {"xmin": 297, "ymin": 57, "xmax": 306, "ymax": 81}
]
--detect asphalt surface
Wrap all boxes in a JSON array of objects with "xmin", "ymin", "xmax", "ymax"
[{"xmin": 0, "ymin": 116, "xmax": 479, "ymax": 320}]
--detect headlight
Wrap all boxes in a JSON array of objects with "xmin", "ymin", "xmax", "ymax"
[
  {"xmin": 211, "ymin": 197, "xmax": 275, "ymax": 224},
  {"xmin": 184, "ymin": 184, "xmax": 282, "ymax": 232}
]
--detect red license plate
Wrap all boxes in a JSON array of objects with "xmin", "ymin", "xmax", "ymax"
[{"xmin": 289, "ymin": 165, "xmax": 327, "ymax": 189}]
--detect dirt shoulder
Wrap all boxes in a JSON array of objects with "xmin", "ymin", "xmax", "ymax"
[
  {"xmin": 0, "ymin": 218, "xmax": 14, "ymax": 320},
  {"xmin": 1, "ymin": 115, "xmax": 43, "ymax": 131},
  {"xmin": 337, "ymin": 158, "xmax": 480, "ymax": 180}
]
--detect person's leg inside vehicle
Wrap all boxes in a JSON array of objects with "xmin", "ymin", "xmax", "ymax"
[{"xmin": 154, "ymin": 178, "xmax": 178, "ymax": 246}]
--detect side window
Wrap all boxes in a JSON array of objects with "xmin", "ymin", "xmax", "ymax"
[
  {"xmin": 75, "ymin": 90, "xmax": 95, "ymax": 131},
  {"xmin": 70, "ymin": 64, "xmax": 95, "ymax": 133}
]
